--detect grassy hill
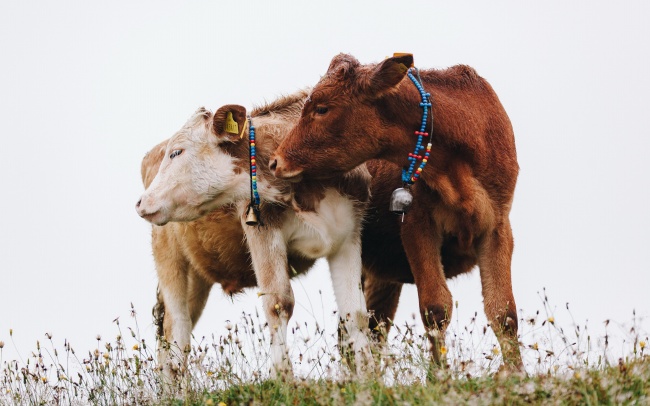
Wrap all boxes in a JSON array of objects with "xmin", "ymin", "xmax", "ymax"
[{"xmin": 1, "ymin": 302, "xmax": 648, "ymax": 405}]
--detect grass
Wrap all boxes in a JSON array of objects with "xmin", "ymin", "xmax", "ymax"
[{"xmin": 1, "ymin": 295, "xmax": 648, "ymax": 405}]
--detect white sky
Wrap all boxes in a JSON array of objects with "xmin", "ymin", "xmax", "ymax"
[{"xmin": 1, "ymin": 1, "xmax": 649, "ymax": 369}]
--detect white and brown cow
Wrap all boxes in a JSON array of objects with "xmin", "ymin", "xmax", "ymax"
[
  {"xmin": 139, "ymin": 139, "xmax": 316, "ymax": 381},
  {"xmin": 136, "ymin": 90, "xmax": 373, "ymax": 377}
]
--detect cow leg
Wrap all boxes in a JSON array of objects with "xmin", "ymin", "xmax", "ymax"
[
  {"xmin": 400, "ymin": 214, "xmax": 452, "ymax": 366},
  {"xmin": 243, "ymin": 225, "xmax": 294, "ymax": 377},
  {"xmin": 157, "ymin": 263, "xmax": 193, "ymax": 382},
  {"xmin": 327, "ymin": 232, "xmax": 373, "ymax": 373},
  {"xmin": 187, "ymin": 272, "xmax": 212, "ymax": 328},
  {"xmin": 477, "ymin": 219, "xmax": 523, "ymax": 371},
  {"xmin": 363, "ymin": 271, "xmax": 403, "ymax": 341}
]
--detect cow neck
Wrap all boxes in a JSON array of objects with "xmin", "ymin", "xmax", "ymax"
[
  {"xmin": 245, "ymin": 116, "xmax": 262, "ymax": 226},
  {"xmin": 388, "ymin": 67, "xmax": 434, "ymax": 218}
]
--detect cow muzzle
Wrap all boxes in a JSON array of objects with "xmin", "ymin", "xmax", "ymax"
[
  {"xmin": 269, "ymin": 155, "xmax": 303, "ymax": 182},
  {"xmin": 136, "ymin": 197, "xmax": 167, "ymax": 225}
]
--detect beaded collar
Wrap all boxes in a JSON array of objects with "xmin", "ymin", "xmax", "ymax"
[
  {"xmin": 245, "ymin": 117, "xmax": 262, "ymax": 225},
  {"xmin": 389, "ymin": 67, "xmax": 434, "ymax": 217},
  {"xmin": 402, "ymin": 68, "xmax": 433, "ymax": 185}
]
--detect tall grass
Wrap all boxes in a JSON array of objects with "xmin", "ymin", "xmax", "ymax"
[{"xmin": 1, "ymin": 295, "xmax": 647, "ymax": 405}]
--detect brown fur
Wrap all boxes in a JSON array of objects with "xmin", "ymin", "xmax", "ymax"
[{"xmin": 272, "ymin": 54, "xmax": 522, "ymax": 369}]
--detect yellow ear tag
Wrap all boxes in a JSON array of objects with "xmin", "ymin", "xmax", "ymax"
[
  {"xmin": 393, "ymin": 52, "xmax": 415, "ymax": 68},
  {"xmin": 225, "ymin": 111, "xmax": 239, "ymax": 134}
]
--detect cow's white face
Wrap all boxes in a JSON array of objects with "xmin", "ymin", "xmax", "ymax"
[{"xmin": 136, "ymin": 106, "xmax": 250, "ymax": 226}]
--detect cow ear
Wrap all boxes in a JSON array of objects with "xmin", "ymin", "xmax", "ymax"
[
  {"xmin": 369, "ymin": 54, "xmax": 413, "ymax": 97},
  {"xmin": 213, "ymin": 104, "xmax": 247, "ymax": 142},
  {"xmin": 141, "ymin": 139, "xmax": 168, "ymax": 189}
]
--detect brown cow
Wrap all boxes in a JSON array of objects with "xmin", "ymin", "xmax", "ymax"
[
  {"xmin": 271, "ymin": 54, "xmax": 523, "ymax": 370},
  {"xmin": 136, "ymin": 90, "xmax": 375, "ymax": 377}
]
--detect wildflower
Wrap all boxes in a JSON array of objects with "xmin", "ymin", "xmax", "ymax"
[
  {"xmin": 574, "ymin": 371, "xmax": 581, "ymax": 380},
  {"xmin": 132, "ymin": 344, "xmax": 139, "ymax": 351},
  {"xmin": 41, "ymin": 376, "xmax": 47, "ymax": 383},
  {"xmin": 103, "ymin": 353, "xmax": 110, "ymax": 360},
  {"xmin": 492, "ymin": 347, "xmax": 500, "ymax": 355},
  {"xmin": 532, "ymin": 342, "xmax": 539, "ymax": 350},
  {"xmin": 0, "ymin": 341, "xmax": 4, "ymax": 349},
  {"xmin": 440, "ymin": 346, "xmax": 447, "ymax": 355},
  {"xmin": 640, "ymin": 341, "xmax": 646, "ymax": 349},
  {"xmin": 547, "ymin": 317, "xmax": 555, "ymax": 324},
  {"xmin": 218, "ymin": 402, "xmax": 227, "ymax": 406},
  {"xmin": 274, "ymin": 303, "xmax": 281, "ymax": 310},
  {"xmin": 204, "ymin": 400, "xmax": 214, "ymax": 406}
]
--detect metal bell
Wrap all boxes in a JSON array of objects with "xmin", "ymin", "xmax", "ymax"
[
  {"xmin": 389, "ymin": 187, "xmax": 413, "ymax": 215},
  {"xmin": 245, "ymin": 205, "xmax": 259, "ymax": 226}
]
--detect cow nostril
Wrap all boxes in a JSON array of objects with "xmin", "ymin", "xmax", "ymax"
[
  {"xmin": 269, "ymin": 158, "xmax": 278, "ymax": 172},
  {"xmin": 136, "ymin": 199, "xmax": 141, "ymax": 208}
]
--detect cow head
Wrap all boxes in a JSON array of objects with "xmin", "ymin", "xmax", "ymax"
[
  {"xmin": 136, "ymin": 105, "xmax": 250, "ymax": 225},
  {"xmin": 270, "ymin": 53, "xmax": 413, "ymax": 181}
]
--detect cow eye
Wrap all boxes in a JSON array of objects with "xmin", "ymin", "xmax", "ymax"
[
  {"xmin": 169, "ymin": 149, "xmax": 183, "ymax": 159},
  {"xmin": 315, "ymin": 106, "xmax": 329, "ymax": 115}
]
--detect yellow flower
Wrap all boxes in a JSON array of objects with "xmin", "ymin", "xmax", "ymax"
[
  {"xmin": 532, "ymin": 342, "xmax": 539, "ymax": 350},
  {"xmin": 574, "ymin": 371, "xmax": 581, "ymax": 380},
  {"xmin": 640, "ymin": 341, "xmax": 646, "ymax": 349},
  {"xmin": 547, "ymin": 317, "xmax": 555, "ymax": 324},
  {"xmin": 41, "ymin": 376, "xmax": 47, "ymax": 383},
  {"xmin": 103, "ymin": 353, "xmax": 110, "ymax": 360},
  {"xmin": 132, "ymin": 344, "xmax": 140, "ymax": 351},
  {"xmin": 440, "ymin": 346, "xmax": 447, "ymax": 355},
  {"xmin": 218, "ymin": 402, "xmax": 227, "ymax": 406},
  {"xmin": 491, "ymin": 347, "xmax": 500, "ymax": 355}
]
